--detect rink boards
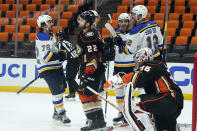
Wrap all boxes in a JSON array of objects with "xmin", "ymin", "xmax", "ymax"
[{"xmin": 0, "ymin": 58, "xmax": 194, "ymax": 100}]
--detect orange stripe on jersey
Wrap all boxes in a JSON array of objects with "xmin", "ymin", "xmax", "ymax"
[
  {"xmin": 142, "ymin": 93, "xmax": 169, "ymax": 105},
  {"xmin": 157, "ymin": 77, "xmax": 170, "ymax": 93},
  {"xmin": 79, "ymin": 94, "xmax": 98, "ymax": 103},
  {"xmin": 122, "ymin": 72, "xmax": 134, "ymax": 84}
]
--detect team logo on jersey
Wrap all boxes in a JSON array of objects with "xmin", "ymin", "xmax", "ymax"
[
  {"xmin": 85, "ymin": 32, "xmax": 94, "ymax": 37},
  {"xmin": 126, "ymin": 39, "xmax": 132, "ymax": 46}
]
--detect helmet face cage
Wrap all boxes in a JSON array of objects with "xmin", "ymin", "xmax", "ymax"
[
  {"xmin": 134, "ymin": 48, "xmax": 153, "ymax": 64},
  {"xmin": 37, "ymin": 15, "xmax": 52, "ymax": 28},
  {"xmin": 131, "ymin": 5, "xmax": 148, "ymax": 22}
]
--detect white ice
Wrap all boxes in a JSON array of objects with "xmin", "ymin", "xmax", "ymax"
[{"xmin": 0, "ymin": 92, "xmax": 192, "ymax": 131}]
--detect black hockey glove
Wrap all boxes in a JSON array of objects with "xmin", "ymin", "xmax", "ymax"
[
  {"xmin": 113, "ymin": 35, "xmax": 123, "ymax": 46},
  {"xmin": 58, "ymin": 50, "xmax": 69, "ymax": 61},
  {"xmin": 78, "ymin": 74, "xmax": 95, "ymax": 95}
]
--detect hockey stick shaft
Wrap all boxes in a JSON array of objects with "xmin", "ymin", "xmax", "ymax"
[
  {"xmin": 86, "ymin": 85, "xmax": 145, "ymax": 131},
  {"xmin": 105, "ymin": 61, "xmax": 110, "ymax": 117},
  {"xmin": 17, "ymin": 76, "xmax": 39, "ymax": 94},
  {"xmin": 86, "ymin": 86, "xmax": 121, "ymax": 111},
  {"xmin": 162, "ymin": 0, "xmax": 169, "ymax": 62}
]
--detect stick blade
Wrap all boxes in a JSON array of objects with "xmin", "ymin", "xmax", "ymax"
[{"xmin": 105, "ymin": 23, "xmax": 117, "ymax": 37}]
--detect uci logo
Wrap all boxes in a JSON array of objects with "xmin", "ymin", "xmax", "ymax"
[
  {"xmin": 0, "ymin": 64, "xmax": 26, "ymax": 78},
  {"xmin": 169, "ymin": 66, "xmax": 193, "ymax": 86}
]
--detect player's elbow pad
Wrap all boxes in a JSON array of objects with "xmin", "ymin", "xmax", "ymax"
[{"xmin": 85, "ymin": 65, "xmax": 96, "ymax": 74}]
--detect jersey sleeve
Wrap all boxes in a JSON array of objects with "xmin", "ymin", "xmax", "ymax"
[
  {"xmin": 124, "ymin": 33, "xmax": 141, "ymax": 55},
  {"xmin": 36, "ymin": 40, "xmax": 67, "ymax": 63},
  {"xmin": 156, "ymin": 27, "xmax": 165, "ymax": 51}
]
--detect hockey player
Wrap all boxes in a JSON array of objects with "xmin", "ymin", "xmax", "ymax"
[
  {"xmin": 105, "ymin": 13, "xmax": 136, "ymax": 125},
  {"xmin": 77, "ymin": 11, "xmax": 106, "ymax": 131},
  {"xmin": 104, "ymin": 48, "xmax": 183, "ymax": 131},
  {"xmin": 36, "ymin": 15, "xmax": 71, "ymax": 125},
  {"xmin": 129, "ymin": 5, "xmax": 166, "ymax": 63},
  {"xmin": 56, "ymin": 31, "xmax": 80, "ymax": 100}
]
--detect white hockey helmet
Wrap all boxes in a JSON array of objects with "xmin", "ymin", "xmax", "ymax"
[
  {"xmin": 118, "ymin": 13, "xmax": 131, "ymax": 21},
  {"xmin": 132, "ymin": 5, "xmax": 148, "ymax": 21},
  {"xmin": 134, "ymin": 48, "xmax": 153, "ymax": 63},
  {"xmin": 37, "ymin": 15, "xmax": 52, "ymax": 27}
]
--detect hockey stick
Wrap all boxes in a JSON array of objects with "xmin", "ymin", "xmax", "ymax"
[
  {"xmin": 104, "ymin": 61, "xmax": 110, "ymax": 117},
  {"xmin": 104, "ymin": 14, "xmax": 113, "ymax": 117},
  {"xmin": 91, "ymin": 123, "xmax": 129, "ymax": 131},
  {"xmin": 161, "ymin": 0, "xmax": 169, "ymax": 63},
  {"xmin": 17, "ymin": 76, "xmax": 39, "ymax": 94},
  {"xmin": 86, "ymin": 86, "xmax": 121, "ymax": 111},
  {"xmin": 86, "ymin": 85, "xmax": 145, "ymax": 131},
  {"xmin": 105, "ymin": 23, "xmax": 117, "ymax": 38}
]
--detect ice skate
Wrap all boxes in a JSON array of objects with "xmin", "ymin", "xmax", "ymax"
[
  {"xmin": 113, "ymin": 112, "xmax": 127, "ymax": 125},
  {"xmin": 64, "ymin": 93, "xmax": 75, "ymax": 100},
  {"xmin": 53, "ymin": 110, "xmax": 71, "ymax": 126}
]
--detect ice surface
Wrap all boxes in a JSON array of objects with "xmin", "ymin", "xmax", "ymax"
[{"xmin": 0, "ymin": 92, "xmax": 192, "ymax": 131}]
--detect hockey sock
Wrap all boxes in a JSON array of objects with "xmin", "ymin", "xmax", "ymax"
[{"xmin": 52, "ymin": 93, "xmax": 64, "ymax": 114}]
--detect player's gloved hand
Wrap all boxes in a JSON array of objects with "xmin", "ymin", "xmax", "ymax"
[
  {"xmin": 78, "ymin": 81, "xmax": 86, "ymax": 95},
  {"xmin": 113, "ymin": 35, "xmax": 122, "ymax": 46},
  {"xmin": 58, "ymin": 50, "xmax": 69, "ymax": 61},
  {"xmin": 78, "ymin": 74, "xmax": 95, "ymax": 95},
  {"xmin": 104, "ymin": 74, "xmax": 124, "ymax": 91}
]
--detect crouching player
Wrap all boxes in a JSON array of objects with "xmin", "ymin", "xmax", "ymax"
[
  {"xmin": 104, "ymin": 48, "xmax": 183, "ymax": 131},
  {"xmin": 36, "ymin": 15, "xmax": 71, "ymax": 125}
]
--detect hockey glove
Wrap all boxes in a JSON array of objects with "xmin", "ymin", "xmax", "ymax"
[
  {"xmin": 58, "ymin": 50, "xmax": 69, "ymax": 61},
  {"xmin": 78, "ymin": 74, "xmax": 95, "ymax": 95},
  {"xmin": 104, "ymin": 73, "xmax": 124, "ymax": 91},
  {"xmin": 113, "ymin": 35, "xmax": 122, "ymax": 46}
]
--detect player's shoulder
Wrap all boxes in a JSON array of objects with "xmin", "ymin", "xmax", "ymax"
[
  {"xmin": 36, "ymin": 32, "xmax": 54, "ymax": 41},
  {"xmin": 146, "ymin": 60, "xmax": 166, "ymax": 69},
  {"xmin": 80, "ymin": 29, "xmax": 99, "ymax": 41},
  {"xmin": 129, "ymin": 21, "xmax": 159, "ymax": 34}
]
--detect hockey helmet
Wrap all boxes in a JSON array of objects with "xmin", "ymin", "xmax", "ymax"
[
  {"xmin": 118, "ymin": 13, "xmax": 131, "ymax": 21},
  {"xmin": 80, "ymin": 11, "xmax": 96, "ymax": 26},
  {"xmin": 89, "ymin": 10, "xmax": 99, "ymax": 17},
  {"xmin": 134, "ymin": 48, "xmax": 153, "ymax": 63},
  {"xmin": 131, "ymin": 5, "xmax": 148, "ymax": 21},
  {"xmin": 37, "ymin": 15, "xmax": 52, "ymax": 27}
]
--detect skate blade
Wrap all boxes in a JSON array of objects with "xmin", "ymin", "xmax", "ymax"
[
  {"xmin": 64, "ymin": 98, "xmax": 75, "ymax": 101},
  {"xmin": 113, "ymin": 121, "xmax": 126, "ymax": 126},
  {"xmin": 52, "ymin": 119, "xmax": 71, "ymax": 127}
]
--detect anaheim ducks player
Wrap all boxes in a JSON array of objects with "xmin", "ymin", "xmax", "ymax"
[
  {"xmin": 77, "ymin": 11, "xmax": 106, "ymax": 131},
  {"xmin": 104, "ymin": 48, "xmax": 183, "ymax": 131}
]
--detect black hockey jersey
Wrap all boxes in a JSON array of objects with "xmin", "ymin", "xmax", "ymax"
[
  {"xmin": 123, "ymin": 60, "xmax": 183, "ymax": 107},
  {"xmin": 78, "ymin": 29, "xmax": 104, "ymax": 75}
]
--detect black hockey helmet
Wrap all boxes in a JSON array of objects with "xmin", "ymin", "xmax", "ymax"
[{"xmin": 80, "ymin": 11, "xmax": 96, "ymax": 26}]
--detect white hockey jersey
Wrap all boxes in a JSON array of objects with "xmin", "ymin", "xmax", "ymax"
[
  {"xmin": 35, "ymin": 32, "xmax": 63, "ymax": 74},
  {"xmin": 114, "ymin": 29, "xmax": 136, "ymax": 69},
  {"xmin": 128, "ymin": 21, "xmax": 164, "ymax": 58}
]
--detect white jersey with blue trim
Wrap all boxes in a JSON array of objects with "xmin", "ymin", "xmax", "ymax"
[
  {"xmin": 35, "ymin": 32, "xmax": 62, "ymax": 74},
  {"xmin": 114, "ymin": 29, "xmax": 136, "ymax": 68},
  {"xmin": 129, "ymin": 21, "xmax": 164, "ymax": 58}
]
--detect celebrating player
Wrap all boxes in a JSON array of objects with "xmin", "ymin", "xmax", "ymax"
[
  {"xmin": 35, "ymin": 15, "xmax": 71, "ymax": 125},
  {"xmin": 104, "ymin": 47, "xmax": 183, "ymax": 131},
  {"xmin": 108, "ymin": 13, "xmax": 136, "ymax": 125},
  {"xmin": 77, "ymin": 11, "xmax": 106, "ymax": 131},
  {"xmin": 129, "ymin": 5, "xmax": 166, "ymax": 63}
]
